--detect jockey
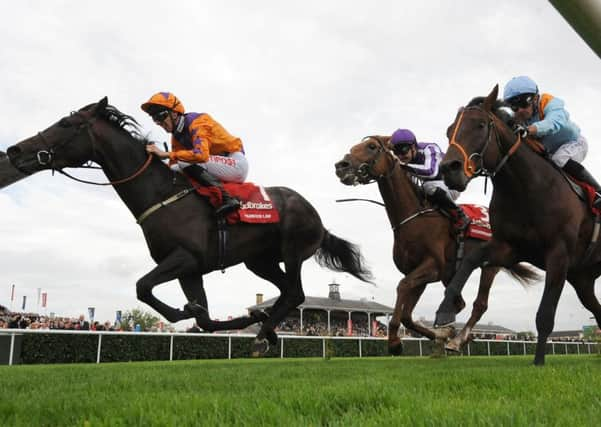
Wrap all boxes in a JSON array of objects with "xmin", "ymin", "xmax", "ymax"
[
  {"xmin": 503, "ymin": 76, "xmax": 601, "ymax": 206},
  {"xmin": 390, "ymin": 128, "xmax": 471, "ymax": 230},
  {"xmin": 141, "ymin": 92, "xmax": 248, "ymax": 216}
]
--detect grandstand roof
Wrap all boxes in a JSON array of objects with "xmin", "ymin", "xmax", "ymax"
[{"xmin": 248, "ymin": 295, "xmax": 393, "ymax": 315}]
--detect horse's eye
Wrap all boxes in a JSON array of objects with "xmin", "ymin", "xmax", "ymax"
[
  {"xmin": 478, "ymin": 121, "xmax": 487, "ymax": 129},
  {"xmin": 368, "ymin": 143, "xmax": 378, "ymax": 150}
]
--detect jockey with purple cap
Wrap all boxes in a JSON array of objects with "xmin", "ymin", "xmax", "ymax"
[{"xmin": 390, "ymin": 128, "xmax": 470, "ymax": 230}]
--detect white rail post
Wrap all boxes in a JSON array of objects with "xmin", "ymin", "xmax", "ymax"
[
  {"xmin": 170, "ymin": 335, "xmax": 174, "ymax": 361},
  {"xmin": 419, "ymin": 339, "xmax": 423, "ymax": 356},
  {"xmin": 507, "ymin": 341, "xmax": 510, "ymax": 356},
  {"xmin": 487, "ymin": 341, "xmax": 491, "ymax": 356},
  {"xmin": 552, "ymin": 342, "xmax": 555, "ymax": 354},
  {"xmin": 359, "ymin": 338, "xmax": 362, "ymax": 358},
  {"xmin": 8, "ymin": 332, "xmax": 16, "ymax": 366},
  {"xmin": 280, "ymin": 337, "xmax": 284, "ymax": 359},
  {"xmin": 523, "ymin": 342, "xmax": 526, "ymax": 355},
  {"xmin": 96, "ymin": 334, "xmax": 102, "ymax": 364},
  {"xmin": 322, "ymin": 338, "xmax": 326, "ymax": 358}
]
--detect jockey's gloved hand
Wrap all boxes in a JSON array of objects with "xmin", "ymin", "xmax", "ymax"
[{"xmin": 513, "ymin": 124, "xmax": 529, "ymax": 139}]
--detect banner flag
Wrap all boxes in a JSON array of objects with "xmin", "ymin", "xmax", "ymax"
[
  {"xmin": 88, "ymin": 307, "xmax": 95, "ymax": 323},
  {"xmin": 347, "ymin": 319, "xmax": 353, "ymax": 336},
  {"xmin": 36, "ymin": 288, "xmax": 41, "ymax": 308},
  {"xmin": 22, "ymin": 295, "xmax": 27, "ymax": 310},
  {"xmin": 10, "ymin": 284, "xmax": 15, "ymax": 301},
  {"xmin": 372, "ymin": 320, "xmax": 378, "ymax": 336},
  {"xmin": 115, "ymin": 310, "xmax": 122, "ymax": 323},
  {"xmin": 41, "ymin": 292, "xmax": 47, "ymax": 308}
]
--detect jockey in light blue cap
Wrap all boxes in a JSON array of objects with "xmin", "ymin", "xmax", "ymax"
[
  {"xmin": 390, "ymin": 128, "xmax": 470, "ymax": 231},
  {"xmin": 503, "ymin": 76, "xmax": 601, "ymax": 207}
]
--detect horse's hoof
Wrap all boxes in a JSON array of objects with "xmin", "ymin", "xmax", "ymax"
[
  {"xmin": 184, "ymin": 302, "xmax": 208, "ymax": 317},
  {"xmin": 388, "ymin": 342, "xmax": 403, "ymax": 356},
  {"xmin": 265, "ymin": 329, "xmax": 278, "ymax": 346},
  {"xmin": 434, "ymin": 311, "xmax": 456, "ymax": 328},
  {"xmin": 252, "ymin": 338, "xmax": 270, "ymax": 357},
  {"xmin": 445, "ymin": 339, "xmax": 461, "ymax": 353}
]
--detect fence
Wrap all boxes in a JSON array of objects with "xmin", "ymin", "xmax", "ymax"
[{"xmin": 0, "ymin": 329, "xmax": 598, "ymax": 365}]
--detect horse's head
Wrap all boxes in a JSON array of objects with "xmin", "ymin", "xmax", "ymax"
[
  {"xmin": 7, "ymin": 97, "xmax": 110, "ymax": 174},
  {"xmin": 335, "ymin": 135, "xmax": 394, "ymax": 185},
  {"xmin": 440, "ymin": 85, "xmax": 512, "ymax": 191}
]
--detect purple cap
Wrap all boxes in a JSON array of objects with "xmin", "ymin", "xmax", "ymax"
[{"xmin": 390, "ymin": 129, "xmax": 417, "ymax": 145}]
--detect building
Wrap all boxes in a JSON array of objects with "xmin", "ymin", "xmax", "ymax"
[{"xmin": 247, "ymin": 283, "xmax": 393, "ymax": 336}]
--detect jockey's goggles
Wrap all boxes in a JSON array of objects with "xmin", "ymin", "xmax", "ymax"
[
  {"xmin": 508, "ymin": 94, "xmax": 534, "ymax": 112},
  {"xmin": 392, "ymin": 144, "xmax": 413, "ymax": 155},
  {"xmin": 152, "ymin": 110, "xmax": 170, "ymax": 123}
]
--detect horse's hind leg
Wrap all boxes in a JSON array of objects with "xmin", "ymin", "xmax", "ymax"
[
  {"xmin": 179, "ymin": 274, "xmax": 264, "ymax": 332},
  {"xmin": 447, "ymin": 266, "xmax": 499, "ymax": 352},
  {"xmin": 245, "ymin": 257, "xmax": 292, "ymax": 349},
  {"xmin": 136, "ymin": 247, "xmax": 199, "ymax": 323},
  {"xmin": 568, "ymin": 272, "xmax": 601, "ymax": 328}
]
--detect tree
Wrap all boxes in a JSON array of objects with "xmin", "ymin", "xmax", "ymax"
[{"xmin": 120, "ymin": 308, "xmax": 160, "ymax": 332}]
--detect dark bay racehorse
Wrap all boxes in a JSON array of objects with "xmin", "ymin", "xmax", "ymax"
[
  {"xmin": 335, "ymin": 136, "xmax": 538, "ymax": 354},
  {"xmin": 435, "ymin": 85, "xmax": 601, "ymax": 365},
  {"xmin": 7, "ymin": 97, "xmax": 372, "ymax": 354}
]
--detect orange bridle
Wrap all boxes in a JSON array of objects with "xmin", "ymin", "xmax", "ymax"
[{"xmin": 448, "ymin": 107, "xmax": 522, "ymax": 179}]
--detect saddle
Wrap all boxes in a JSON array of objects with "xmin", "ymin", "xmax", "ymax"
[{"xmin": 192, "ymin": 181, "xmax": 280, "ymax": 224}]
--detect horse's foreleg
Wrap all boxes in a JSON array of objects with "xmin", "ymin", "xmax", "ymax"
[
  {"xmin": 388, "ymin": 258, "xmax": 440, "ymax": 355},
  {"xmin": 447, "ymin": 266, "xmax": 499, "ymax": 352},
  {"xmin": 534, "ymin": 245, "xmax": 568, "ymax": 366},
  {"xmin": 136, "ymin": 247, "xmax": 199, "ymax": 323},
  {"xmin": 435, "ymin": 242, "xmax": 490, "ymax": 326}
]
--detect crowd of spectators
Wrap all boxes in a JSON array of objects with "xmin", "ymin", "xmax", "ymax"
[{"xmin": 275, "ymin": 316, "xmax": 387, "ymax": 337}]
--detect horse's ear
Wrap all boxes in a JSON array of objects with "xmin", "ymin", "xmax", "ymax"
[
  {"xmin": 482, "ymin": 85, "xmax": 499, "ymax": 112},
  {"xmin": 96, "ymin": 96, "xmax": 109, "ymax": 113}
]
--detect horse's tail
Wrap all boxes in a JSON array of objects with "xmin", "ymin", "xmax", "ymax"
[
  {"xmin": 503, "ymin": 263, "xmax": 541, "ymax": 287},
  {"xmin": 314, "ymin": 230, "xmax": 374, "ymax": 283}
]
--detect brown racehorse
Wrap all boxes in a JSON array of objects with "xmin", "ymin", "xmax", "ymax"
[
  {"xmin": 335, "ymin": 136, "xmax": 538, "ymax": 354},
  {"xmin": 6, "ymin": 97, "xmax": 373, "ymax": 355},
  {"xmin": 435, "ymin": 85, "xmax": 601, "ymax": 365}
]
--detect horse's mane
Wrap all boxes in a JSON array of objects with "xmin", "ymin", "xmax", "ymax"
[
  {"xmin": 82, "ymin": 103, "xmax": 150, "ymax": 144},
  {"xmin": 466, "ymin": 97, "xmax": 516, "ymax": 129}
]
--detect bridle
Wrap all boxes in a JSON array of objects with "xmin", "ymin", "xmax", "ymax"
[
  {"xmin": 31, "ymin": 111, "xmax": 152, "ymax": 186},
  {"xmin": 448, "ymin": 106, "xmax": 522, "ymax": 179},
  {"xmin": 348, "ymin": 135, "xmax": 437, "ymax": 230},
  {"xmin": 352, "ymin": 135, "xmax": 399, "ymax": 184}
]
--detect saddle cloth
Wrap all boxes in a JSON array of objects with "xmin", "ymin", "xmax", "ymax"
[
  {"xmin": 459, "ymin": 204, "xmax": 492, "ymax": 241},
  {"xmin": 565, "ymin": 176, "xmax": 601, "ymax": 216},
  {"xmin": 192, "ymin": 181, "xmax": 280, "ymax": 224}
]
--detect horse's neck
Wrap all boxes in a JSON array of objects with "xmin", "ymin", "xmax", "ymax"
[
  {"xmin": 377, "ymin": 164, "xmax": 425, "ymax": 227},
  {"xmin": 96, "ymin": 133, "xmax": 187, "ymax": 219},
  {"xmin": 493, "ymin": 134, "xmax": 556, "ymax": 193}
]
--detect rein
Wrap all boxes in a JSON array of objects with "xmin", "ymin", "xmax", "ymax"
[{"xmin": 449, "ymin": 107, "xmax": 523, "ymax": 179}]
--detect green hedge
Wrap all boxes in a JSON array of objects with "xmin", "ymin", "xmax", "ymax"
[{"xmin": 8, "ymin": 334, "xmax": 599, "ymax": 365}]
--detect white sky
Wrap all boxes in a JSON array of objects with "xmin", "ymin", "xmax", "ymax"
[{"xmin": 1, "ymin": 1, "xmax": 600, "ymax": 333}]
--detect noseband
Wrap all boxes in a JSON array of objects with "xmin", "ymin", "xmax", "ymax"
[
  {"xmin": 33, "ymin": 112, "xmax": 152, "ymax": 186},
  {"xmin": 448, "ymin": 106, "xmax": 522, "ymax": 179}
]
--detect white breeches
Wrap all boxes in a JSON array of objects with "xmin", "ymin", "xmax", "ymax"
[
  {"xmin": 423, "ymin": 180, "xmax": 460, "ymax": 201},
  {"xmin": 170, "ymin": 151, "xmax": 249, "ymax": 183},
  {"xmin": 550, "ymin": 135, "xmax": 588, "ymax": 168}
]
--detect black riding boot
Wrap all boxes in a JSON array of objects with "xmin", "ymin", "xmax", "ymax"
[
  {"xmin": 183, "ymin": 165, "xmax": 240, "ymax": 216},
  {"xmin": 563, "ymin": 159, "xmax": 601, "ymax": 207},
  {"xmin": 429, "ymin": 188, "xmax": 471, "ymax": 231}
]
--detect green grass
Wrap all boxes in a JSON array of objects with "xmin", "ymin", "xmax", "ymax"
[{"xmin": 1, "ymin": 355, "xmax": 599, "ymax": 426}]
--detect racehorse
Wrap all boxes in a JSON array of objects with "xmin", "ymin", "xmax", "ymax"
[
  {"xmin": 434, "ymin": 85, "xmax": 601, "ymax": 365},
  {"xmin": 335, "ymin": 136, "xmax": 538, "ymax": 354},
  {"xmin": 7, "ymin": 97, "xmax": 372, "ymax": 355}
]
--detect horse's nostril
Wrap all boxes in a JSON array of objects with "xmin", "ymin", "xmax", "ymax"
[{"xmin": 335, "ymin": 160, "xmax": 350, "ymax": 169}]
